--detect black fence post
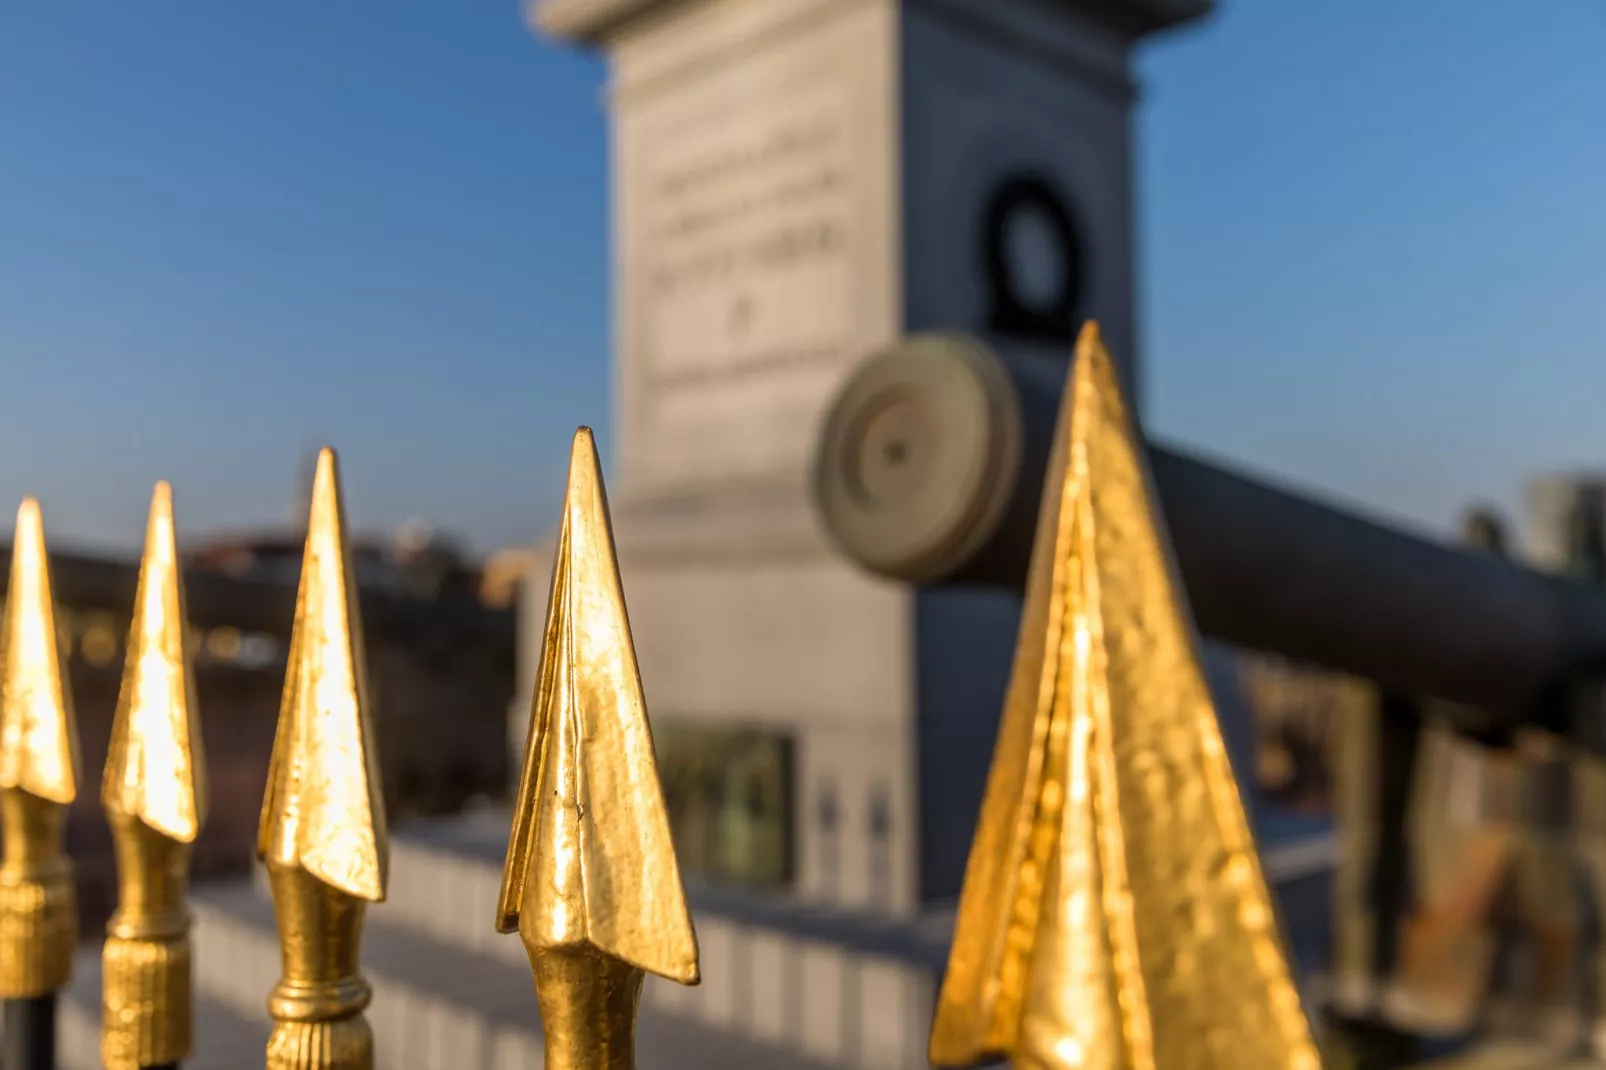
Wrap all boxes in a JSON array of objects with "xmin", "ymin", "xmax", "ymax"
[{"xmin": 3, "ymin": 993, "xmax": 57, "ymax": 1070}]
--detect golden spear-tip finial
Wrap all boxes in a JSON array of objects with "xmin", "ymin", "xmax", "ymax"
[
  {"xmin": 928, "ymin": 324, "xmax": 1319, "ymax": 1070},
  {"xmin": 498, "ymin": 427, "xmax": 699, "ymax": 1070},
  {"xmin": 0, "ymin": 498, "xmax": 82, "ymax": 999},
  {"xmin": 258, "ymin": 447, "xmax": 388, "ymax": 1070},
  {"xmin": 101, "ymin": 481, "xmax": 208, "ymax": 1069}
]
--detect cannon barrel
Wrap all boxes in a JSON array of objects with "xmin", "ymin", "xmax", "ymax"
[{"xmin": 811, "ymin": 333, "xmax": 1606, "ymax": 723}]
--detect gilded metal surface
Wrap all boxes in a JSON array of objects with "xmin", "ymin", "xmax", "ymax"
[
  {"xmin": 102, "ymin": 482, "xmax": 208, "ymax": 1069},
  {"xmin": 258, "ymin": 449, "xmax": 388, "ymax": 1070},
  {"xmin": 103, "ymin": 482, "xmax": 206, "ymax": 840},
  {"xmin": 0, "ymin": 498, "xmax": 80, "ymax": 998},
  {"xmin": 498, "ymin": 427, "xmax": 699, "ymax": 1070},
  {"xmin": 928, "ymin": 324, "xmax": 1319, "ymax": 1070},
  {"xmin": 102, "ymin": 823, "xmax": 194, "ymax": 1069}
]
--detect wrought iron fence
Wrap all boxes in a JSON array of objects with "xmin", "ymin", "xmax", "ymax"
[{"xmin": 1, "ymin": 323, "xmax": 1598, "ymax": 1070}]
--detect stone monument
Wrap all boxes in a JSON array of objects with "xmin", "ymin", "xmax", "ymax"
[{"xmin": 528, "ymin": 0, "xmax": 1212, "ymax": 921}]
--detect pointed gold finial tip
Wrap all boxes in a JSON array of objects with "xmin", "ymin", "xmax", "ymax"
[
  {"xmin": 306, "ymin": 448, "xmax": 348, "ymax": 530},
  {"xmin": 148, "ymin": 481, "xmax": 175, "ymax": 539},
  {"xmin": 102, "ymin": 479, "xmax": 206, "ymax": 842},
  {"xmin": 1072, "ymin": 319, "xmax": 1116, "ymax": 378},
  {"xmin": 0, "ymin": 496, "xmax": 80, "ymax": 805},
  {"xmin": 311, "ymin": 447, "xmax": 340, "ymax": 497},
  {"xmin": 929, "ymin": 319, "xmax": 1317, "ymax": 1068},
  {"xmin": 14, "ymin": 499, "xmax": 45, "ymax": 559},
  {"xmin": 562, "ymin": 426, "xmax": 607, "ymax": 512},
  {"xmin": 497, "ymin": 422, "xmax": 699, "ymax": 986},
  {"xmin": 258, "ymin": 440, "xmax": 387, "ymax": 903}
]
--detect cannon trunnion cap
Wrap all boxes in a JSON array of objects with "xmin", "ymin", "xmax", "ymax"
[{"xmin": 812, "ymin": 333, "xmax": 1024, "ymax": 586}]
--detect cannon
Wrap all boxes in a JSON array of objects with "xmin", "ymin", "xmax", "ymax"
[{"xmin": 811, "ymin": 332, "xmax": 1606, "ymax": 730}]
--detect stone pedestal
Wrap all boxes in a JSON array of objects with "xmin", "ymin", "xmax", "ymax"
[{"xmin": 527, "ymin": 0, "xmax": 1211, "ymax": 912}]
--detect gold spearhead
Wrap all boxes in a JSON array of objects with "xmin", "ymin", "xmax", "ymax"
[
  {"xmin": 928, "ymin": 324, "xmax": 1319, "ymax": 1070},
  {"xmin": 498, "ymin": 427, "xmax": 699, "ymax": 1070},
  {"xmin": 258, "ymin": 448, "xmax": 388, "ymax": 1070},
  {"xmin": 101, "ymin": 481, "xmax": 208, "ymax": 1069},
  {"xmin": 102, "ymin": 482, "xmax": 207, "ymax": 838},
  {"xmin": 0, "ymin": 497, "xmax": 81, "ymax": 998}
]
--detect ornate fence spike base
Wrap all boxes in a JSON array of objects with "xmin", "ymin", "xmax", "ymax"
[
  {"xmin": 264, "ymin": 1014, "xmax": 374, "ymax": 1070},
  {"xmin": 263, "ymin": 861, "xmax": 378, "ymax": 1070},
  {"xmin": 0, "ymin": 863, "xmax": 77, "ymax": 998},
  {"xmin": 100, "ymin": 932, "xmax": 192, "ymax": 1070}
]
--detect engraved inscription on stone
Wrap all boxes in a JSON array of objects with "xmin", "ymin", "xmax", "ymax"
[{"xmin": 637, "ymin": 84, "xmax": 856, "ymax": 489}]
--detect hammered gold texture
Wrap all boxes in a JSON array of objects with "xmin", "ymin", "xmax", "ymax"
[
  {"xmin": 0, "ymin": 498, "xmax": 82, "ymax": 998},
  {"xmin": 258, "ymin": 449, "xmax": 387, "ymax": 1070},
  {"xmin": 929, "ymin": 323, "xmax": 1320, "ymax": 1070},
  {"xmin": 265, "ymin": 1016, "xmax": 374, "ymax": 1070},
  {"xmin": 258, "ymin": 448, "xmax": 387, "ymax": 904},
  {"xmin": 103, "ymin": 481, "xmax": 207, "ymax": 841},
  {"xmin": 499, "ymin": 428, "xmax": 699, "ymax": 1070},
  {"xmin": 101, "ymin": 482, "xmax": 207, "ymax": 1066},
  {"xmin": 263, "ymin": 862, "xmax": 375, "ymax": 1070},
  {"xmin": 0, "ymin": 858, "xmax": 75, "ymax": 996},
  {"xmin": 531, "ymin": 948, "xmax": 646, "ymax": 1070},
  {"xmin": 0, "ymin": 499, "xmax": 81, "ymax": 805},
  {"xmin": 101, "ymin": 932, "xmax": 192, "ymax": 1069}
]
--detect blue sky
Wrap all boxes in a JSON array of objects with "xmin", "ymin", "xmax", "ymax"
[{"xmin": 1, "ymin": 1, "xmax": 1603, "ymax": 558}]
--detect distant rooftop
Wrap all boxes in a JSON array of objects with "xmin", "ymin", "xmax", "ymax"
[{"xmin": 186, "ymin": 526, "xmax": 484, "ymax": 602}]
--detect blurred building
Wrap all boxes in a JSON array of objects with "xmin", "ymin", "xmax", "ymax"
[
  {"xmin": 1525, "ymin": 474, "xmax": 1606, "ymax": 581},
  {"xmin": 188, "ymin": 519, "xmax": 482, "ymax": 601},
  {"xmin": 479, "ymin": 543, "xmax": 546, "ymax": 609}
]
